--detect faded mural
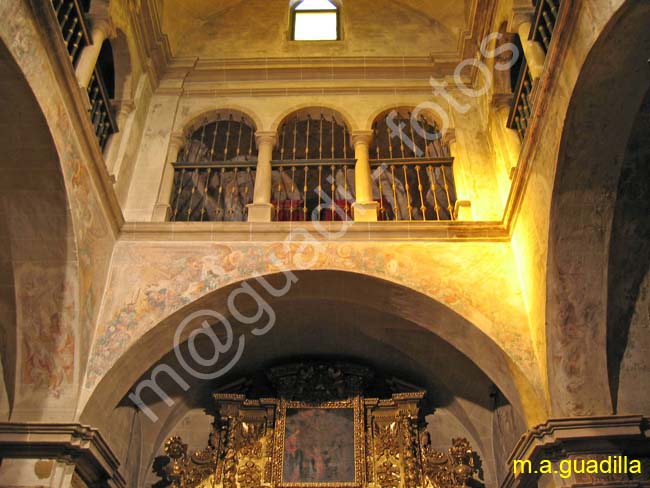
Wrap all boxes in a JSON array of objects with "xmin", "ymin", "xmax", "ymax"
[{"xmin": 85, "ymin": 240, "xmax": 535, "ymax": 392}]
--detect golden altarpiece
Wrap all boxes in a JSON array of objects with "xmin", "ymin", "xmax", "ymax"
[{"xmin": 161, "ymin": 362, "xmax": 479, "ymax": 488}]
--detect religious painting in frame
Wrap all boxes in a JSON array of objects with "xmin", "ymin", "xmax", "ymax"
[{"xmin": 272, "ymin": 399, "xmax": 364, "ymax": 488}]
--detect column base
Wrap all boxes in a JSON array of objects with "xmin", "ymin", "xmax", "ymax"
[
  {"xmin": 454, "ymin": 200, "xmax": 472, "ymax": 221},
  {"xmin": 247, "ymin": 203, "xmax": 274, "ymax": 222},
  {"xmin": 352, "ymin": 202, "xmax": 378, "ymax": 222},
  {"xmin": 152, "ymin": 204, "xmax": 171, "ymax": 222}
]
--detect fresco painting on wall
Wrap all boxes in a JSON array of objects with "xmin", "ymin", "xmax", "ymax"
[{"xmin": 17, "ymin": 264, "xmax": 76, "ymax": 396}]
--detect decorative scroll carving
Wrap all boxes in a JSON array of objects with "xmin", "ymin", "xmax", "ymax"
[
  {"xmin": 398, "ymin": 414, "xmax": 421, "ymax": 488},
  {"xmin": 420, "ymin": 436, "xmax": 478, "ymax": 488},
  {"xmin": 267, "ymin": 362, "xmax": 373, "ymax": 402},
  {"xmin": 373, "ymin": 421, "xmax": 401, "ymax": 488},
  {"xmin": 158, "ymin": 362, "xmax": 480, "ymax": 488},
  {"xmin": 163, "ymin": 426, "xmax": 222, "ymax": 487}
]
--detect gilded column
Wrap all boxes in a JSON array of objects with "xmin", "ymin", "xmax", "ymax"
[
  {"xmin": 247, "ymin": 131, "xmax": 277, "ymax": 222},
  {"xmin": 74, "ymin": 17, "xmax": 116, "ymax": 89},
  {"xmin": 351, "ymin": 130, "xmax": 378, "ymax": 222},
  {"xmin": 152, "ymin": 132, "xmax": 185, "ymax": 222}
]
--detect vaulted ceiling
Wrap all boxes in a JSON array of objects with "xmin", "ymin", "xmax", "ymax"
[{"xmin": 159, "ymin": 0, "xmax": 472, "ymax": 58}]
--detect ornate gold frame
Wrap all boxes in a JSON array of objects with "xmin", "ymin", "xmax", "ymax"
[
  {"xmin": 272, "ymin": 397, "xmax": 365, "ymax": 488},
  {"xmin": 160, "ymin": 362, "xmax": 481, "ymax": 488}
]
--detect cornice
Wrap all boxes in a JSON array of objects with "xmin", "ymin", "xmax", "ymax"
[
  {"xmin": 154, "ymin": 55, "xmax": 474, "ymax": 97},
  {"xmin": 118, "ymin": 220, "xmax": 510, "ymax": 243},
  {"xmin": 501, "ymin": 416, "xmax": 650, "ymax": 488},
  {"xmin": 0, "ymin": 422, "xmax": 125, "ymax": 488}
]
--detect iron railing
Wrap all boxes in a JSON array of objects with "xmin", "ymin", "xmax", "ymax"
[
  {"xmin": 507, "ymin": 0, "xmax": 563, "ymax": 141},
  {"xmin": 370, "ymin": 158, "xmax": 456, "ymax": 221},
  {"xmin": 271, "ymin": 159, "xmax": 355, "ymax": 221},
  {"xmin": 531, "ymin": 0, "xmax": 561, "ymax": 53},
  {"xmin": 507, "ymin": 59, "xmax": 534, "ymax": 141},
  {"xmin": 170, "ymin": 161, "xmax": 256, "ymax": 222},
  {"xmin": 51, "ymin": 0, "xmax": 91, "ymax": 66},
  {"xmin": 87, "ymin": 66, "xmax": 118, "ymax": 150}
]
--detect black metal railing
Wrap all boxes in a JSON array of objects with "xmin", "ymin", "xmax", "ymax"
[
  {"xmin": 51, "ymin": 0, "xmax": 91, "ymax": 66},
  {"xmin": 370, "ymin": 158, "xmax": 456, "ymax": 221},
  {"xmin": 506, "ymin": 0, "xmax": 563, "ymax": 141},
  {"xmin": 271, "ymin": 159, "xmax": 355, "ymax": 221},
  {"xmin": 87, "ymin": 66, "xmax": 118, "ymax": 150},
  {"xmin": 507, "ymin": 59, "xmax": 534, "ymax": 141},
  {"xmin": 170, "ymin": 161, "xmax": 256, "ymax": 222},
  {"xmin": 531, "ymin": 0, "xmax": 560, "ymax": 53}
]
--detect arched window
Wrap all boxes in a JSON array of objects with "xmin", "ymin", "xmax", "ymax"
[
  {"xmin": 291, "ymin": 0, "xmax": 340, "ymax": 41},
  {"xmin": 87, "ymin": 40, "xmax": 118, "ymax": 150},
  {"xmin": 170, "ymin": 112, "xmax": 258, "ymax": 222},
  {"xmin": 272, "ymin": 108, "xmax": 353, "ymax": 222},
  {"xmin": 369, "ymin": 108, "xmax": 456, "ymax": 222}
]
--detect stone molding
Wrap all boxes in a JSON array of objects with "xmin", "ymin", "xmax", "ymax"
[
  {"xmin": 119, "ymin": 220, "xmax": 510, "ymax": 242},
  {"xmin": 0, "ymin": 422, "xmax": 125, "ymax": 488},
  {"xmin": 502, "ymin": 416, "xmax": 650, "ymax": 488}
]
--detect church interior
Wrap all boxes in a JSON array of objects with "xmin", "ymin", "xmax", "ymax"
[{"xmin": 0, "ymin": 0, "xmax": 649, "ymax": 486}]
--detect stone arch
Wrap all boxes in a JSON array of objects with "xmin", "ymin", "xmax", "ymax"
[
  {"xmin": 177, "ymin": 106, "xmax": 263, "ymax": 138},
  {"xmin": 546, "ymin": 0, "xmax": 650, "ymax": 416},
  {"xmin": 364, "ymin": 102, "xmax": 454, "ymax": 137},
  {"xmin": 607, "ymin": 86, "xmax": 650, "ymax": 415},
  {"xmin": 270, "ymin": 104, "xmax": 357, "ymax": 134},
  {"xmin": 0, "ymin": 40, "xmax": 78, "ymax": 418},
  {"xmin": 81, "ymin": 270, "xmax": 535, "ymax": 486},
  {"xmin": 81, "ymin": 270, "xmax": 542, "ymax": 429}
]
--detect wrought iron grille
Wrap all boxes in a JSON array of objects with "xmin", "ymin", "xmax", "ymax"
[
  {"xmin": 51, "ymin": 0, "xmax": 91, "ymax": 66},
  {"xmin": 170, "ymin": 115, "xmax": 258, "ymax": 222},
  {"xmin": 271, "ymin": 112, "xmax": 352, "ymax": 221}
]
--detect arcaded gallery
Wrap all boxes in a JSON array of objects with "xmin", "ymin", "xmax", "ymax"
[{"xmin": 0, "ymin": 0, "xmax": 648, "ymax": 486}]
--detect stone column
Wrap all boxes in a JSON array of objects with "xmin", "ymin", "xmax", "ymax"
[
  {"xmin": 517, "ymin": 20, "xmax": 546, "ymax": 80},
  {"xmin": 351, "ymin": 130, "xmax": 378, "ymax": 222},
  {"xmin": 444, "ymin": 132, "xmax": 472, "ymax": 221},
  {"xmin": 492, "ymin": 95, "xmax": 522, "ymax": 179},
  {"xmin": 104, "ymin": 99, "xmax": 135, "ymax": 174},
  {"xmin": 247, "ymin": 131, "xmax": 277, "ymax": 222},
  {"xmin": 152, "ymin": 133, "xmax": 185, "ymax": 222},
  {"xmin": 75, "ymin": 18, "xmax": 116, "ymax": 89}
]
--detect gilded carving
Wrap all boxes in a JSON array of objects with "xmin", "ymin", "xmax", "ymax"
[
  {"xmin": 159, "ymin": 362, "xmax": 479, "ymax": 488},
  {"xmin": 420, "ymin": 437, "xmax": 478, "ymax": 488}
]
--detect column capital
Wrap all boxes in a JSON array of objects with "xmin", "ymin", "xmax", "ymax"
[
  {"xmin": 350, "ymin": 130, "xmax": 373, "ymax": 146},
  {"xmin": 169, "ymin": 132, "xmax": 186, "ymax": 150},
  {"xmin": 441, "ymin": 128, "xmax": 456, "ymax": 147},
  {"xmin": 116, "ymin": 99, "xmax": 135, "ymax": 120},
  {"xmin": 507, "ymin": 8, "xmax": 534, "ymax": 32},
  {"xmin": 491, "ymin": 93, "xmax": 514, "ymax": 111},
  {"xmin": 255, "ymin": 131, "xmax": 278, "ymax": 147},
  {"xmin": 90, "ymin": 16, "xmax": 117, "ymax": 40}
]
